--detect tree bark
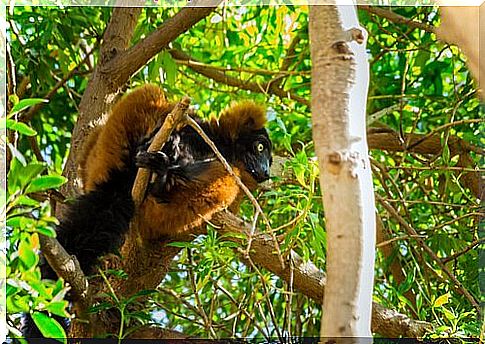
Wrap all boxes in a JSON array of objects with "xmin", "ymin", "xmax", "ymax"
[
  {"xmin": 310, "ymin": 4, "xmax": 375, "ymax": 339},
  {"xmin": 436, "ymin": 4, "xmax": 484, "ymax": 98}
]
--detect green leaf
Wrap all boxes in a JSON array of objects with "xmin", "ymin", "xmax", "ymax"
[
  {"xmin": 433, "ymin": 292, "xmax": 450, "ymax": 307},
  {"xmin": 45, "ymin": 301, "xmax": 70, "ymax": 317},
  {"xmin": 10, "ymin": 98, "xmax": 48, "ymax": 115},
  {"xmin": 8, "ymin": 161, "xmax": 46, "ymax": 192},
  {"xmin": 31, "ymin": 312, "xmax": 67, "ymax": 343},
  {"xmin": 6, "ymin": 119, "xmax": 37, "ymax": 136},
  {"xmin": 161, "ymin": 50, "xmax": 177, "ymax": 86},
  {"xmin": 18, "ymin": 239, "xmax": 38, "ymax": 270},
  {"xmin": 88, "ymin": 301, "xmax": 113, "ymax": 313},
  {"xmin": 293, "ymin": 164, "xmax": 306, "ymax": 187},
  {"xmin": 7, "ymin": 295, "xmax": 31, "ymax": 313},
  {"xmin": 26, "ymin": 175, "xmax": 67, "ymax": 194},
  {"xmin": 35, "ymin": 225, "xmax": 57, "ymax": 237},
  {"xmin": 167, "ymin": 241, "xmax": 192, "ymax": 248},
  {"xmin": 442, "ymin": 143, "xmax": 450, "ymax": 164},
  {"xmin": 29, "ymin": 280, "xmax": 52, "ymax": 299}
]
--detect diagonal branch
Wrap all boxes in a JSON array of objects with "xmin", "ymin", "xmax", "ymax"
[
  {"xmin": 359, "ymin": 6, "xmax": 438, "ymax": 36},
  {"xmin": 101, "ymin": 0, "xmax": 223, "ymax": 86},
  {"xmin": 131, "ymin": 97, "xmax": 191, "ymax": 207},
  {"xmin": 367, "ymin": 129, "xmax": 482, "ymax": 199},
  {"xmin": 38, "ymin": 235, "xmax": 89, "ymax": 308},
  {"xmin": 20, "ymin": 43, "xmax": 98, "ymax": 123},
  {"xmin": 169, "ymin": 49, "xmax": 310, "ymax": 107},
  {"xmin": 214, "ymin": 211, "xmax": 433, "ymax": 337},
  {"xmin": 377, "ymin": 195, "xmax": 480, "ymax": 312}
]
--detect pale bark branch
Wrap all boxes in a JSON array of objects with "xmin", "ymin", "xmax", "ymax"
[
  {"xmin": 310, "ymin": 4, "xmax": 375, "ymax": 337},
  {"xmin": 131, "ymin": 97, "xmax": 191, "ymax": 207}
]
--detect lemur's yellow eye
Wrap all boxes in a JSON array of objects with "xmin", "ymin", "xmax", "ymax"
[{"xmin": 257, "ymin": 143, "xmax": 264, "ymax": 152}]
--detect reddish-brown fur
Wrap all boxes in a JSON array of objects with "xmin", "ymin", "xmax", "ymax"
[{"xmin": 80, "ymin": 85, "xmax": 264, "ymax": 239}]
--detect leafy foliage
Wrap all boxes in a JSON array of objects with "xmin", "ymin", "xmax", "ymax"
[
  {"xmin": 5, "ymin": 99, "xmax": 69, "ymax": 342},
  {"xmin": 6, "ymin": 5, "xmax": 481, "ymax": 339}
]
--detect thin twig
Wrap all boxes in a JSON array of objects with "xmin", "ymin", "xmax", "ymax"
[
  {"xmin": 441, "ymin": 238, "xmax": 484, "ymax": 264},
  {"xmin": 376, "ymin": 234, "xmax": 427, "ymax": 248},
  {"xmin": 170, "ymin": 49, "xmax": 310, "ymax": 107},
  {"xmin": 377, "ymin": 195, "xmax": 480, "ymax": 312},
  {"xmin": 406, "ymin": 118, "xmax": 484, "ymax": 152},
  {"xmin": 386, "ymin": 165, "xmax": 484, "ymax": 173},
  {"xmin": 184, "ymin": 115, "xmax": 285, "ymax": 269},
  {"xmin": 20, "ymin": 43, "xmax": 99, "ymax": 123},
  {"xmin": 359, "ymin": 6, "xmax": 438, "ymax": 36}
]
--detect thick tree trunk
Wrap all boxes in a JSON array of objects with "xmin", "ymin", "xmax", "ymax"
[{"xmin": 309, "ymin": 4, "xmax": 375, "ymax": 339}]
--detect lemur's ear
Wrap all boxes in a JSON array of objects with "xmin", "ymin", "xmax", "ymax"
[{"xmin": 212, "ymin": 101, "xmax": 267, "ymax": 142}]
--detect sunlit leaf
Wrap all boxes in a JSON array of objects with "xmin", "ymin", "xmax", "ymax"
[{"xmin": 31, "ymin": 312, "xmax": 67, "ymax": 343}]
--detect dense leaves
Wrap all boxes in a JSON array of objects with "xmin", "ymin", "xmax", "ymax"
[{"xmin": 6, "ymin": 5, "xmax": 481, "ymax": 339}]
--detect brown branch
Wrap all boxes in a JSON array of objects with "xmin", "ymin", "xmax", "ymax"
[
  {"xmin": 367, "ymin": 129, "xmax": 482, "ymax": 199},
  {"xmin": 27, "ymin": 136, "xmax": 44, "ymax": 162},
  {"xmin": 169, "ymin": 49, "xmax": 310, "ymax": 107},
  {"xmin": 131, "ymin": 97, "xmax": 191, "ymax": 207},
  {"xmin": 359, "ymin": 6, "xmax": 438, "ymax": 36},
  {"xmin": 281, "ymin": 33, "xmax": 303, "ymax": 73},
  {"xmin": 129, "ymin": 326, "xmax": 190, "ymax": 339},
  {"xmin": 38, "ymin": 235, "xmax": 89, "ymax": 309},
  {"xmin": 6, "ymin": 41, "xmax": 16, "ymax": 113},
  {"xmin": 173, "ymin": 58, "xmax": 306, "ymax": 77},
  {"xmin": 61, "ymin": 6, "xmax": 143, "ymax": 199},
  {"xmin": 406, "ymin": 118, "xmax": 484, "ymax": 152},
  {"xmin": 16, "ymin": 76, "xmax": 30, "ymax": 99},
  {"xmin": 441, "ymin": 238, "xmax": 484, "ymax": 264},
  {"xmin": 377, "ymin": 195, "xmax": 480, "ymax": 312},
  {"xmin": 214, "ymin": 211, "xmax": 432, "ymax": 337},
  {"xmin": 101, "ymin": 0, "xmax": 223, "ymax": 86}
]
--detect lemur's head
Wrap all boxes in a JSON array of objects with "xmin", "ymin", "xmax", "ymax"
[{"xmin": 212, "ymin": 102, "xmax": 273, "ymax": 183}]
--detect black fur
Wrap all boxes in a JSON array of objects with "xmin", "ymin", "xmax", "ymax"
[
  {"xmin": 23, "ymin": 116, "xmax": 272, "ymax": 339},
  {"xmin": 145, "ymin": 120, "xmax": 272, "ymax": 200}
]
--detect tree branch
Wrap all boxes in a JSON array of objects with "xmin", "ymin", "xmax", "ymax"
[
  {"xmin": 38, "ymin": 235, "xmax": 89, "ymax": 309},
  {"xmin": 377, "ymin": 195, "xmax": 480, "ymax": 312},
  {"xmin": 101, "ymin": 0, "xmax": 223, "ymax": 86},
  {"xmin": 131, "ymin": 97, "xmax": 191, "ymax": 207},
  {"xmin": 367, "ymin": 129, "xmax": 482, "ymax": 199},
  {"xmin": 169, "ymin": 49, "xmax": 310, "ymax": 107},
  {"xmin": 359, "ymin": 6, "xmax": 438, "ymax": 36},
  {"xmin": 61, "ymin": 5, "xmax": 143, "ymax": 198},
  {"xmin": 214, "ymin": 211, "xmax": 433, "ymax": 337}
]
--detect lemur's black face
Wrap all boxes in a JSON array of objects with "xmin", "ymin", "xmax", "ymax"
[{"xmin": 237, "ymin": 128, "xmax": 273, "ymax": 183}]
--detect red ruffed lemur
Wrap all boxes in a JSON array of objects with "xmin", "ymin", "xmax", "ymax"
[{"xmin": 23, "ymin": 84, "xmax": 272, "ymax": 338}]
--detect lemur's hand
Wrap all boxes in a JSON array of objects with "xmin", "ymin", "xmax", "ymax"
[
  {"xmin": 135, "ymin": 151, "xmax": 170, "ymax": 175},
  {"xmin": 135, "ymin": 150, "xmax": 172, "ymax": 203}
]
